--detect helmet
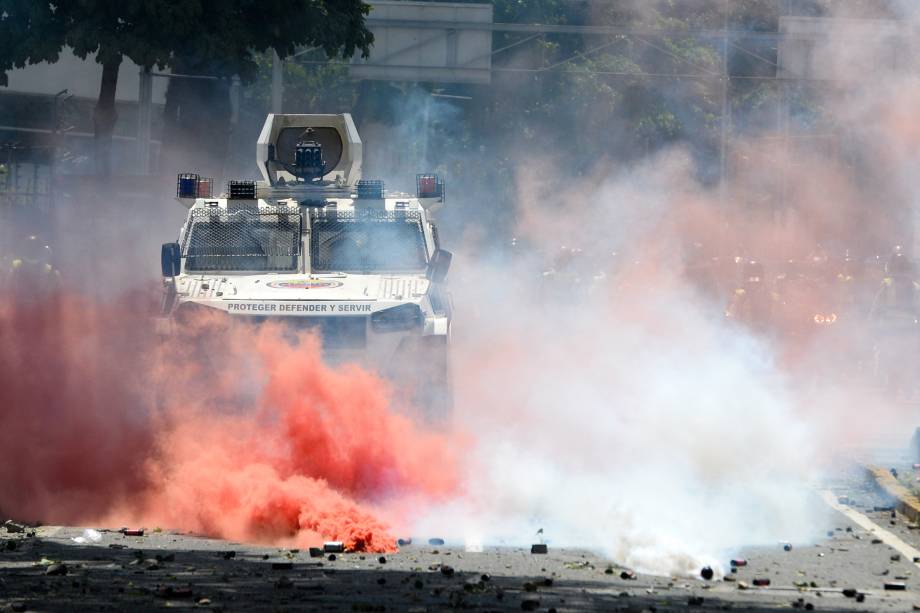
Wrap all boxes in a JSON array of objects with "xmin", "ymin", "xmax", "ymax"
[
  {"xmin": 20, "ymin": 235, "xmax": 51, "ymax": 263},
  {"xmin": 886, "ymin": 245, "xmax": 913, "ymax": 277}
]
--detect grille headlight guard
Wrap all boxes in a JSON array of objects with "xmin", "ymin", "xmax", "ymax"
[{"xmin": 371, "ymin": 303, "xmax": 423, "ymax": 333}]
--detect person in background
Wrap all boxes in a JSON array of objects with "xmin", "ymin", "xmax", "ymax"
[{"xmin": 4, "ymin": 234, "xmax": 61, "ymax": 296}]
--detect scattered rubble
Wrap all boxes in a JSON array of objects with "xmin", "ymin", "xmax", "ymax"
[
  {"xmin": 121, "ymin": 529, "xmax": 144, "ymax": 537},
  {"xmin": 45, "ymin": 563, "xmax": 67, "ymax": 576},
  {"xmin": 323, "ymin": 541, "xmax": 345, "ymax": 553},
  {"xmin": 563, "ymin": 560, "xmax": 594, "ymax": 570},
  {"xmin": 157, "ymin": 586, "xmax": 193, "ymax": 599},
  {"xmin": 275, "ymin": 576, "xmax": 293, "ymax": 589},
  {"xmin": 71, "ymin": 528, "xmax": 103, "ymax": 544}
]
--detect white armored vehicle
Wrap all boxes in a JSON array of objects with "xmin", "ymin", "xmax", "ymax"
[{"xmin": 160, "ymin": 114, "xmax": 453, "ymax": 415}]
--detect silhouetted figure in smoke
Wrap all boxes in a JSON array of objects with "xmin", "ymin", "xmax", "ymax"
[
  {"xmin": 773, "ymin": 258, "xmax": 811, "ymax": 344},
  {"xmin": 4, "ymin": 234, "xmax": 60, "ymax": 298},
  {"xmin": 835, "ymin": 250, "xmax": 863, "ymax": 316},
  {"xmin": 725, "ymin": 259, "xmax": 776, "ymax": 333},
  {"xmin": 770, "ymin": 250, "xmax": 869, "ymax": 377},
  {"xmin": 870, "ymin": 245, "xmax": 920, "ymax": 397}
]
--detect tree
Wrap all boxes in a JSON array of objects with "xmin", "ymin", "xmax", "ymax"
[
  {"xmin": 160, "ymin": 0, "xmax": 372, "ymax": 183},
  {"xmin": 0, "ymin": 2, "xmax": 191, "ymax": 177},
  {"xmin": 0, "ymin": 1, "xmax": 372, "ymax": 178}
]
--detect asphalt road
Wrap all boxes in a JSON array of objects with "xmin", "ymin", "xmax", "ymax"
[{"xmin": 3, "ymin": 464, "xmax": 920, "ymax": 612}]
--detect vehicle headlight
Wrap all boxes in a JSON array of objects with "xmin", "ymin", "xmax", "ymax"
[{"xmin": 371, "ymin": 303, "xmax": 423, "ymax": 333}]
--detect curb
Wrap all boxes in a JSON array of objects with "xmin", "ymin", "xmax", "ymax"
[{"xmin": 865, "ymin": 465, "xmax": 920, "ymax": 524}]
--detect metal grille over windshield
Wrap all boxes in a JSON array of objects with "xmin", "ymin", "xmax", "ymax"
[
  {"xmin": 183, "ymin": 206, "xmax": 301, "ymax": 272},
  {"xmin": 309, "ymin": 209, "xmax": 427, "ymax": 273}
]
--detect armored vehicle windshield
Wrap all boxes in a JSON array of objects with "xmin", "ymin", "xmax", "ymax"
[
  {"xmin": 184, "ymin": 207, "xmax": 302, "ymax": 272},
  {"xmin": 309, "ymin": 209, "xmax": 427, "ymax": 274}
]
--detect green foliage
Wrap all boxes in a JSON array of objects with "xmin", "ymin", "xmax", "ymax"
[
  {"xmin": 243, "ymin": 51, "xmax": 358, "ymax": 115},
  {"xmin": 168, "ymin": 0, "xmax": 373, "ymax": 83},
  {"xmin": 0, "ymin": 1, "xmax": 373, "ymax": 84},
  {"xmin": 0, "ymin": 1, "xmax": 185, "ymax": 84}
]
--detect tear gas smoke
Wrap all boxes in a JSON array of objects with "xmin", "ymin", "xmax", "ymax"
[
  {"xmin": 411, "ymin": 152, "xmax": 828, "ymax": 577},
  {"xmin": 363, "ymin": 3, "xmax": 920, "ymax": 575},
  {"xmin": 4, "ymin": 0, "xmax": 920, "ymax": 579},
  {"xmin": 0, "ymin": 295, "xmax": 460, "ymax": 551}
]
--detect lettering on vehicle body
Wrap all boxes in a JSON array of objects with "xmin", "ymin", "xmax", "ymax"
[{"xmin": 226, "ymin": 302, "xmax": 373, "ymax": 314}]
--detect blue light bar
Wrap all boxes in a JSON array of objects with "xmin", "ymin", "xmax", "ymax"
[
  {"xmin": 177, "ymin": 173, "xmax": 199, "ymax": 198},
  {"xmin": 356, "ymin": 179, "xmax": 384, "ymax": 199}
]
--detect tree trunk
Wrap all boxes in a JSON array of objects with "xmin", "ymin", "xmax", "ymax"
[{"xmin": 94, "ymin": 55, "xmax": 122, "ymax": 178}]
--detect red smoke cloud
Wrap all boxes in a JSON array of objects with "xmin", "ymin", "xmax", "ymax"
[{"xmin": 0, "ymin": 290, "xmax": 460, "ymax": 551}]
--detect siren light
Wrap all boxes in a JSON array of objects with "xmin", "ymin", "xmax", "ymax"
[
  {"xmin": 417, "ymin": 174, "xmax": 444, "ymax": 199},
  {"xmin": 177, "ymin": 173, "xmax": 213, "ymax": 199},
  {"xmin": 177, "ymin": 173, "xmax": 199, "ymax": 198},
  {"xmin": 196, "ymin": 177, "xmax": 213, "ymax": 198}
]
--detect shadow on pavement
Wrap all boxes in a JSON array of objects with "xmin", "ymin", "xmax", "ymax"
[{"xmin": 0, "ymin": 535, "xmax": 868, "ymax": 612}]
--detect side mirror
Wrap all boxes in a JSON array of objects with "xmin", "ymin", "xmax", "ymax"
[
  {"xmin": 161, "ymin": 242, "xmax": 181, "ymax": 278},
  {"xmin": 427, "ymin": 249, "xmax": 452, "ymax": 283}
]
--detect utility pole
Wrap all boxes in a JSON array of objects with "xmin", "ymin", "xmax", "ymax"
[
  {"xmin": 779, "ymin": 0, "xmax": 790, "ymax": 212},
  {"xmin": 271, "ymin": 51, "xmax": 284, "ymax": 114},
  {"xmin": 137, "ymin": 68, "xmax": 153, "ymax": 174},
  {"xmin": 719, "ymin": 0, "xmax": 729, "ymax": 208},
  {"xmin": 51, "ymin": 89, "xmax": 69, "ymax": 212}
]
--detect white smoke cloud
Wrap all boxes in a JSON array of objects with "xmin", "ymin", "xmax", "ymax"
[{"xmin": 399, "ymin": 155, "xmax": 831, "ymax": 577}]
